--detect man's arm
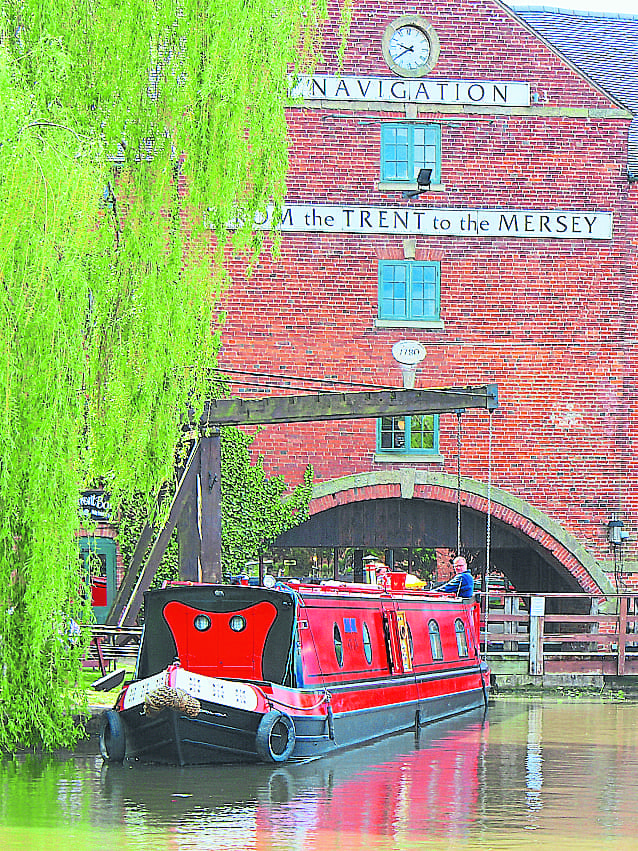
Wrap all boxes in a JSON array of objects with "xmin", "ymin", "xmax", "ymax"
[{"xmin": 435, "ymin": 574, "xmax": 462, "ymax": 593}]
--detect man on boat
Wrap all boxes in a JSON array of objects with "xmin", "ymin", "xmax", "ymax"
[{"xmin": 435, "ymin": 556, "xmax": 474, "ymax": 598}]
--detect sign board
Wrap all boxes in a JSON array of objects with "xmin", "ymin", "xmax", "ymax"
[
  {"xmin": 80, "ymin": 490, "xmax": 112, "ymax": 522},
  {"xmin": 238, "ymin": 205, "xmax": 613, "ymax": 240},
  {"xmin": 291, "ymin": 75, "xmax": 531, "ymax": 107},
  {"xmin": 392, "ymin": 340, "xmax": 426, "ymax": 366}
]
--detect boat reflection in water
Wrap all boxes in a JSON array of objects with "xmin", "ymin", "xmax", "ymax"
[
  {"xmin": 256, "ymin": 709, "xmax": 487, "ymax": 848},
  {"xmin": 100, "ymin": 707, "xmax": 488, "ymax": 848}
]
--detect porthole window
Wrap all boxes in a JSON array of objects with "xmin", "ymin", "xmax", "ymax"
[
  {"xmin": 229, "ymin": 615, "xmax": 246, "ymax": 632},
  {"xmin": 333, "ymin": 623, "xmax": 344, "ymax": 667},
  {"xmin": 428, "ymin": 619, "xmax": 443, "ymax": 661},
  {"xmin": 194, "ymin": 614, "xmax": 211, "ymax": 632},
  {"xmin": 455, "ymin": 618, "xmax": 469, "ymax": 657},
  {"xmin": 362, "ymin": 622, "xmax": 373, "ymax": 664}
]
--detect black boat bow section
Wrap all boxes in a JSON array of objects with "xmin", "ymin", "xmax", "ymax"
[{"xmin": 138, "ymin": 584, "xmax": 297, "ymax": 686}]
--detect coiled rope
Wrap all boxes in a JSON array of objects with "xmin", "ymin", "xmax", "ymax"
[{"xmin": 144, "ymin": 686, "xmax": 201, "ymax": 718}]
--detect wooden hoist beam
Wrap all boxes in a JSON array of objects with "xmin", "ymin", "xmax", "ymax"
[{"xmin": 107, "ymin": 384, "xmax": 498, "ymax": 626}]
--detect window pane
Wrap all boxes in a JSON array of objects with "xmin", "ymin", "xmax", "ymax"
[
  {"xmin": 362, "ymin": 622, "xmax": 373, "ymax": 664},
  {"xmin": 382, "ymin": 127, "xmax": 409, "ymax": 181},
  {"xmin": 428, "ymin": 619, "xmax": 443, "ymax": 661},
  {"xmin": 380, "ymin": 416, "xmax": 406, "ymax": 449},
  {"xmin": 380, "ymin": 263, "xmax": 408, "ymax": 318},
  {"xmin": 334, "ymin": 623, "xmax": 344, "ymax": 667},
  {"xmin": 412, "ymin": 126, "xmax": 439, "ymax": 180},
  {"xmin": 410, "ymin": 264, "xmax": 437, "ymax": 319},
  {"xmin": 377, "ymin": 414, "xmax": 438, "ymax": 455},
  {"xmin": 409, "ymin": 415, "xmax": 435, "ymax": 450},
  {"xmin": 455, "ymin": 619, "xmax": 469, "ymax": 657}
]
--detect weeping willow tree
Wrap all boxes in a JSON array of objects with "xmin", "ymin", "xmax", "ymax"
[{"xmin": 0, "ymin": 0, "xmax": 328, "ymax": 751}]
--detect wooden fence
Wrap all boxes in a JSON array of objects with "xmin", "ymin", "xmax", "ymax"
[{"xmin": 479, "ymin": 593, "xmax": 638, "ymax": 678}]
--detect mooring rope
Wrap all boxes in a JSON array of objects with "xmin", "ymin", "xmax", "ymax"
[{"xmin": 251, "ymin": 682, "xmax": 332, "ymax": 713}]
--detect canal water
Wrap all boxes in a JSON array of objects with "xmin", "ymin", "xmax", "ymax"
[{"xmin": 2, "ymin": 697, "xmax": 638, "ymax": 851}]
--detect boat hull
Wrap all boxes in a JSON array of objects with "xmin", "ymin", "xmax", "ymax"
[
  {"xmin": 102, "ymin": 669, "xmax": 488, "ymax": 765},
  {"xmin": 118, "ymin": 700, "xmax": 265, "ymax": 765}
]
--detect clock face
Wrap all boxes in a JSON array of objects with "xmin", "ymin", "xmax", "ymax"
[
  {"xmin": 387, "ymin": 25, "xmax": 431, "ymax": 71},
  {"xmin": 382, "ymin": 16, "xmax": 440, "ymax": 77}
]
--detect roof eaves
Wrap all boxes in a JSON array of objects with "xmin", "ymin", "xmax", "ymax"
[{"xmin": 492, "ymin": 0, "xmax": 629, "ymax": 111}]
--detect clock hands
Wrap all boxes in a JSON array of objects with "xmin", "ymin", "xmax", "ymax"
[{"xmin": 393, "ymin": 43, "xmax": 415, "ymax": 59}]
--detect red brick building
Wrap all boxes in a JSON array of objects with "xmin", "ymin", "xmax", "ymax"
[{"xmin": 219, "ymin": 1, "xmax": 638, "ymax": 596}]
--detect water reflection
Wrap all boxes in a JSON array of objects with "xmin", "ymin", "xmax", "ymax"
[
  {"xmin": 3, "ymin": 700, "xmax": 638, "ymax": 850},
  {"xmin": 525, "ymin": 702, "xmax": 543, "ymax": 819},
  {"xmin": 97, "ymin": 708, "xmax": 488, "ymax": 849}
]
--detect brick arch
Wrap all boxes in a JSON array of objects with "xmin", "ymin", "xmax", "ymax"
[{"xmin": 310, "ymin": 471, "xmax": 613, "ymax": 595}]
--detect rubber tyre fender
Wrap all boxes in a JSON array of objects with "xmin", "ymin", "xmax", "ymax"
[
  {"xmin": 99, "ymin": 709, "xmax": 126, "ymax": 763},
  {"xmin": 255, "ymin": 710, "xmax": 296, "ymax": 763}
]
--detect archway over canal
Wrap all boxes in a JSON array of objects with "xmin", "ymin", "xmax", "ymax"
[{"xmin": 273, "ymin": 471, "xmax": 614, "ymax": 596}]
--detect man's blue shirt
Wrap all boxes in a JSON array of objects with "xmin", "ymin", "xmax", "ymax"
[{"xmin": 438, "ymin": 570, "xmax": 474, "ymax": 598}]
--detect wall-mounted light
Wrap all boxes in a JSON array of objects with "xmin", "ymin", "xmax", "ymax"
[
  {"xmin": 608, "ymin": 519, "xmax": 625, "ymax": 545},
  {"xmin": 402, "ymin": 168, "xmax": 432, "ymax": 199}
]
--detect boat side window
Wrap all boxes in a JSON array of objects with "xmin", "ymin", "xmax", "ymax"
[
  {"xmin": 455, "ymin": 618, "xmax": 469, "ymax": 657},
  {"xmin": 407, "ymin": 621, "xmax": 414, "ymax": 659},
  {"xmin": 362, "ymin": 622, "xmax": 373, "ymax": 664},
  {"xmin": 334, "ymin": 622, "xmax": 344, "ymax": 667},
  {"xmin": 428, "ymin": 619, "xmax": 443, "ymax": 661}
]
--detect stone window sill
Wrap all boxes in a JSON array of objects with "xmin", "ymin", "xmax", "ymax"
[
  {"xmin": 374, "ymin": 319, "xmax": 445, "ymax": 330},
  {"xmin": 377, "ymin": 182, "xmax": 446, "ymax": 192},
  {"xmin": 374, "ymin": 453, "xmax": 444, "ymax": 464}
]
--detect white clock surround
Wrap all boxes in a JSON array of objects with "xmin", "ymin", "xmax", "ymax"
[{"xmin": 381, "ymin": 15, "xmax": 440, "ymax": 77}]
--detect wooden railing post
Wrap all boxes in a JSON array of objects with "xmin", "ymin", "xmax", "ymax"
[
  {"xmin": 529, "ymin": 596, "xmax": 545, "ymax": 676},
  {"xmin": 474, "ymin": 593, "xmax": 638, "ymax": 681},
  {"xmin": 503, "ymin": 595, "xmax": 520, "ymax": 651},
  {"xmin": 618, "ymin": 595, "xmax": 628, "ymax": 676},
  {"xmin": 199, "ymin": 431, "xmax": 222, "ymax": 583}
]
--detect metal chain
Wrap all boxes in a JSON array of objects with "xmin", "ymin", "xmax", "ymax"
[
  {"xmin": 484, "ymin": 409, "xmax": 494, "ymax": 656},
  {"xmin": 456, "ymin": 411, "xmax": 462, "ymax": 555}
]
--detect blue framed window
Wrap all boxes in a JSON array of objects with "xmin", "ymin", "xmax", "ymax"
[
  {"xmin": 380, "ymin": 123, "xmax": 440, "ymax": 183},
  {"xmin": 379, "ymin": 261, "xmax": 440, "ymax": 321},
  {"xmin": 377, "ymin": 414, "xmax": 439, "ymax": 454}
]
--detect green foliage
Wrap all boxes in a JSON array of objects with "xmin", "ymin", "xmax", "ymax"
[
  {"xmin": 116, "ymin": 491, "xmax": 179, "ymax": 591},
  {"xmin": 116, "ymin": 428, "xmax": 313, "ymax": 587},
  {"xmin": 0, "ymin": 0, "xmax": 325, "ymax": 750},
  {"xmin": 220, "ymin": 428, "xmax": 313, "ymax": 574}
]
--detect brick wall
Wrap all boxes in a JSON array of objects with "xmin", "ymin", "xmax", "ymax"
[{"xmin": 217, "ymin": 0, "xmax": 637, "ymax": 588}]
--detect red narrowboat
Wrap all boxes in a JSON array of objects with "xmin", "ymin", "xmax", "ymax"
[{"xmin": 99, "ymin": 572, "xmax": 490, "ymax": 765}]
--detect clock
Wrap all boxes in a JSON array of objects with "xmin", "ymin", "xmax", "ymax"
[{"xmin": 382, "ymin": 15, "xmax": 440, "ymax": 77}]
